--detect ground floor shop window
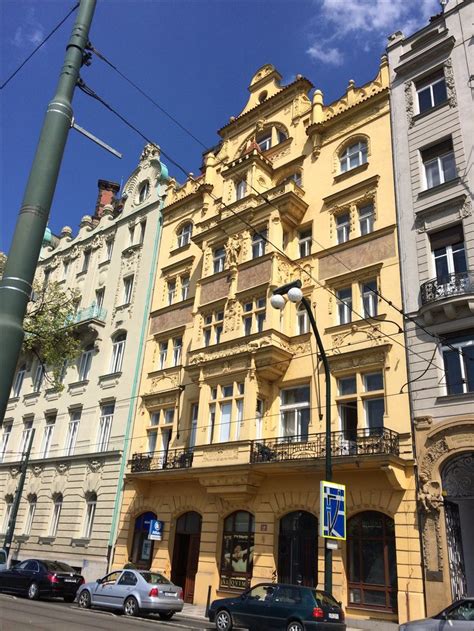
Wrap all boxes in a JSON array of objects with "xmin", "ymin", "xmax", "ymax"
[
  {"xmin": 131, "ymin": 511, "xmax": 156, "ymax": 569},
  {"xmin": 220, "ymin": 511, "xmax": 254, "ymax": 590},
  {"xmin": 347, "ymin": 511, "xmax": 397, "ymax": 612}
]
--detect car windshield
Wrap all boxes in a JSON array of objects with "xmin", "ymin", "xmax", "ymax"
[
  {"xmin": 140, "ymin": 571, "xmax": 171, "ymax": 585},
  {"xmin": 42, "ymin": 561, "xmax": 76, "ymax": 573},
  {"xmin": 312, "ymin": 590, "xmax": 339, "ymax": 607}
]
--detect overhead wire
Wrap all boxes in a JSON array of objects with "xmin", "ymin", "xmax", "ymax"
[
  {"xmin": 87, "ymin": 45, "xmax": 472, "ymax": 366},
  {"xmin": 0, "ymin": 3, "xmax": 79, "ymax": 90}
]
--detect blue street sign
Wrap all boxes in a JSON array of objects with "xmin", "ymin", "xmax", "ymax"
[
  {"xmin": 320, "ymin": 481, "xmax": 346, "ymax": 540},
  {"xmin": 149, "ymin": 519, "xmax": 164, "ymax": 541}
]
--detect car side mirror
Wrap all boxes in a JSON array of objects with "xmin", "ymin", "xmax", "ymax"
[
  {"xmin": 96, "ymin": 578, "xmax": 102, "ymax": 584},
  {"xmin": 241, "ymin": 593, "xmax": 247, "ymax": 600}
]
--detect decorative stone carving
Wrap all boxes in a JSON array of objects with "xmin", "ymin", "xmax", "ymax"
[
  {"xmin": 225, "ymin": 234, "xmax": 241, "ymax": 268},
  {"xmin": 444, "ymin": 58, "xmax": 457, "ymax": 108},
  {"xmin": 420, "ymin": 436, "xmax": 449, "ymax": 480},
  {"xmin": 418, "ymin": 473, "xmax": 443, "ymax": 513},
  {"xmin": 140, "ymin": 143, "xmax": 160, "ymax": 166},
  {"xmin": 90, "ymin": 234, "xmax": 104, "ymax": 250},
  {"xmin": 224, "ymin": 299, "xmax": 239, "ymax": 333},
  {"xmin": 55, "ymin": 462, "xmax": 69, "ymax": 475},
  {"xmin": 405, "ymin": 81, "xmax": 414, "ymax": 128},
  {"xmin": 87, "ymin": 459, "xmax": 104, "ymax": 474},
  {"xmin": 460, "ymin": 197, "xmax": 471, "ymax": 219},
  {"xmin": 414, "ymin": 416, "xmax": 433, "ymax": 430}
]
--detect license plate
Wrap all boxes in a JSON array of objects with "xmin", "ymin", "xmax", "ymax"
[
  {"xmin": 65, "ymin": 578, "xmax": 76, "ymax": 583},
  {"xmin": 328, "ymin": 613, "xmax": 339, "ymax": 619},
  {"xmin": 163, "ymin": 591, "xmax": 176, "ymax": 597}
]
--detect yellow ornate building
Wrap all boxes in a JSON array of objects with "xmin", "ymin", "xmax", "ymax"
[{"xmin": 112, "ymin": 59, "xmax": 424, "ymax": 624}]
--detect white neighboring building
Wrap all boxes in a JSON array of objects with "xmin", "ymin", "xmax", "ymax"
[{"xmin": 0, "ymin": 144, "xmax": 168, "ymax": 580}]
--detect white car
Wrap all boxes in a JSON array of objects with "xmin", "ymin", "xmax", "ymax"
[
  {"xmin": 400, "ymin": 598, "xmax": 474, "ymax": 630},
  {"xmin": 76, "ymin": 568, "xmax": 184, "ymax": 619}
]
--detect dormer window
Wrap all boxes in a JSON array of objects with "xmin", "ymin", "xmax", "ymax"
[
  {"xmin": 138, "ymin": 181, "xmax": 149, "ymax": 203},
  {"xmin": 256, "ymin": 126, "xmax": 288, "ymax": 153},
  {"xmin": 256, "ymin": 131, "xmax": 272, "ymax": 152},
  {"xmin": 236, "ymin": 179, "xmax": 247, "ymax": 201},
  {"xmin": 177, "ymin": 223, "xmax": 193, "ymax": 248},
  {"xmin": 340, "ymin": 140, "xmax": 368, "ymax": 173}
]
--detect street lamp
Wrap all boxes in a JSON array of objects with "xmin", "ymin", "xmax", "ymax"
[{"xmin": 271, "ymin": 279, "xmax": 333, "ymax": 593}]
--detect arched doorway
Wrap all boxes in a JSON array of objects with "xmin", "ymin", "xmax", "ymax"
[
  {"xmin": 131, "ymin": 511, "xmax": 156, "ymax": 569},
  {"xmin": 347, "ymin": 511, "xmax": 398, "ymax": 612},
  {"xmin": 442, "ymin": 451, "xmax": 474, "ymax": 600},
  {"xmin": 278, "ymin": 511, "xmax": 318, "ymax": 586},
  {"xmin": 171, "ymin": 511, "xmax": 202, "ymax": 603}
]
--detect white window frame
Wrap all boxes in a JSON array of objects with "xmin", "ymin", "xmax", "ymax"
[
  {"xmin": 181, "ymin": 275, "xmax": 190, "ymax": 301},
  {"xmin": 203, "ymin": 311, "xmax": 224, "ymax": 346},
  {"xmin": 416, "ymin": 71, "xmax": 447, "ymax": 114},
  {"xmin": 19, "ymin": 420, "xmax": 33, "ymax": 455},
  {"xmin": 189, "ymin": 403, "xmax": 198, "ymax": 449},
  {"xmin": 336, "ymin": 213, "xmax": 350, "ymax": 244},
  {"xmin": 297, "ymin": 304, "xmax": 309, "ymax": 335},
  {"xmin": 252, "ymin": 229, "xmax": 267, "ymax": 259},
  {"xmin": 361, "ymin": 280, "xmax": 378, "ymax": 318},
  {"xmin": 213, "ymin": 247, "xmax": 226, "ymax": 274},
  {"xmin": 83, "ymin": 495, "xmax": 97, "ymax": 539},
  {"xmin": 40, "ymin": 416, "xmax": 55, "ymax": 458},
  {"xmin": 110, "ymin": 334, "xmax": 126, "ymax": 373},
  {"xmin": 280, "ymin": 386, "xmax": 310, "ymax": 441},
  {"xmin": 123, "ymin": 275, "xmax": 134, "ymax": 305},
  {"xmin": 359, "ymin": 204, "xmax": 374, "ymax": 235},
  {"xmin": 12, "ymin": 366, "xmax": 26, "ymax": 398},
  {"xmin": 172, "ymin": 337, "xmax": 182, "ymax": 366},
  {"xmin": 138, "ymin": 181, "xmax": 149, "ymax": 203},
  {"xmin": 2, "ymin": 500, "xmax": 13, "ymax": 533},
  {"xmin": 0, "ymin": 423, "xmax": 12, "ymax": 463},
  {"xmin": 256, "ymin": 131, "xmax": 272, "ymax": 152},
  {"xmin": 442, "ymin": 336, "xmax": 474, "ymax": 395},
  {"xmin": 65, "ymin": 410, "xmax": 80, "ymax": 456},
  {"xmin": 78, "ymin": 347, "xmax": 93, "ymax": 381},
  {"xmin": 105, "ymin": 239, "xmax": 114, "ymax": 261},
  {"xmin": 167, "ymin": 279, "xmax": 176, "ymax": 305},
  {"xmin": 25, "ymin": 497, "xmax": 37, "ymax": 535},
  {"xmin": 236, "ymin": 179, "xmax": 247, "ymax": 200},
  {"xmin": 432, "ymin": 241, "xmax": 466, "ymax": 279},
  {"xmin": 177, "ymin": 223, "xmax": 192, "ymax": 248},
  {"xmin": 337, "ymin": 287, "xmax": 352, "ymax": 325},
  {"xmin": 97, "ymin": 404, "xmax": 114, "ymax": 452},
  {"xmin": 32, "ymin": 362, "xmax": 45, "ymax": 393},
  {"xmin": 49, "ymin": 496, "xmax": 62, "ymax": 537},
  {"xmin": 256, "ymin": 399, "xmax": 264, "ymax": 440},
  {"xmin": 242, "ymin": 296, "xmax": 266, "ymax": 336},
  {"xmin": 298, "ymin": 229, "xmax": 312, "ymax": 258},
  {"xmin": 340, "ymin": 140, "xmax": 368, "ymax": 173},
  {"xmin": 158, "ymin": 341, "xmax": 168, "ymax": 370}
]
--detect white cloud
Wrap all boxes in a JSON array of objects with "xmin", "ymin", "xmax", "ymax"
[
  {"xmin": 11, "ymin": 7, "xmax": 45, "ymax": 49},
  {"xmin": 307, "ymin": 44, "xmax": 344, "ymax": 66},
  {"xmin": 307, "ymin": 0, "xmax": 441, "ymax": 63}
]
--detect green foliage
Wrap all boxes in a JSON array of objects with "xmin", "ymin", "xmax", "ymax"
[{"xmin": 23, "ymin": 280, "xmax": 82, "ymax": 390}]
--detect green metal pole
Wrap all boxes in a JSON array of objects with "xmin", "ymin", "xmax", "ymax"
[
  {"xmin": 2, "ymin": 428, "xmax": 36, "ymax": 561},
  {"xmin": 0, "ymin": 0, "xmax": 97, "ymax": 423}
]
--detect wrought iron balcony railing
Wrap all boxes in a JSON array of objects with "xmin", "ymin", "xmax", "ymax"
[
  {"xmin": 130, "ymin": 448, "xmax": 194, "ymax": 472},
  {"xmin": 420, "ymin": 270, "xmax": 473, "ymax": 305},
  {"xmin": 250, "ymin": 428, "xmax": 400, "ymax": 464}
]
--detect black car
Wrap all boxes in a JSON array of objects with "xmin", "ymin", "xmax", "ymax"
[
  {"xmin": 0, "ymin": 559, "xmax": 84, "ymax": 601},
  {"xmin": 209, "ymin": 583, "xmax": 346, "ymax": 631}
]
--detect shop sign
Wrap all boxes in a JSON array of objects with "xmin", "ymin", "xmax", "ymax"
[
  {"xmin": 148, "ymin": 519, "xmax": 164, "ymax": 541},
  {"xmin": 220, "ymin": 575, "xmax": 250, "ymax": 590},
  {"xmin": 320, "ymin": 480, "xmax": 346, "ymax": 540}
]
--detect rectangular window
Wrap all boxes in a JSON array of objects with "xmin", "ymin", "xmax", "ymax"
[
  {"xmin": 189, "ymin": 403, "xmax": 199, "ymax": 449},
  {"xmin": 123, "ymin": 275, "xmax": 134, "ymax": 305},
  {"xmin": 25, "ymin": 499, "xmax": 36, "ymax": 535},
  {"xmin": 297, "ymin": 305, "xmax": 309, "ymax": 335},
  {"xmin": 95, "ymin": 288, "xmax": 105, "ymax": 310},
  {"xmin": 337, "ymin": 287, "xmax": 352, "ymax": 325},
  {"xmin": 361, "ymin": 280, "xmax": 378, "ymax": 318},
  {"xmin": 150, "ymin": 412, "xmax": 160, "ymax": 426},
  {"xmin": 416, "ymin": 69, "xmax": 447, "ymax": 114},
  {"xmin": 2, "ymin": 500, "xmax": 13, "ymax": 534},
  {"xmin": 0, "ymin": 422, "xmax": 12, "ymax": 463},
  {"xmin": 97, "ymin": 403, "xmax": 114, "ymax": 452},
  {"xmin": 167, "ymin": 279, "xmax": 176, "ymax": 305},
  {"xmin": 159, "ymin": 341, "xmax": 168, "ymax": 369},
  {"xmin": 213, "ymin": 247, "xmax": 226, "ymax": 274},
  {"xmin": 32, "ymin": 363, "xmax": 45, "ymax": 393},
  {"xmin": 336, "ymin": 213, "xmax": 350, "ymax": 244},
  {"xmin": 65, "ymin": 410, "xmax": 80, "ymax": 456},
  {"xmin": 422, "ymin": 138, "xmax": 456, "ymax": 189},
  {"xmin": 105, "ymin": 239, "xmax": 114, "ymax": 261},
  {"xmin": 128, "ymin": 225, "xmax": 135, "ymax": 246},
  {"xmin": 236, "ymin": 179, "xmax": 247, "ymax": 200},
  {"xmin": 62, "ymin": 260, "xmax": 69, "ymax": 280},
  {"xmin": 203, "ymin": 311, "xmax": 224, "ymax": 346},
  {"xmin": 83, "ymin": 497, "xmax": 96, "ymax": 539},
  {"xmin": 110, "ymin": 334, "xmax": 126, "ymax": 373},
  {"xmin": 172, "ymin": 337, "xmax": 182, "ymax": 366},
  {"xmin": 256, "ymin": 399, "xmax": 263, "ymax": 440},
  {"xmin": 78, "ymin": 347, "xmax": 93, "ymax": 381},
  {"xmin": 442, "ymin": 333, "xmax": 474, "ymax": 395},
  {"xmin": 43, "ymin": 269, "xmax": 50, "ymax": 289},
  {"xmin": 19, "ymin": 420, "xmax": 33, "ymax": 455},
  {"xmin": 163, "ymin": 408, "xmax": 174, "ymax": 425},
  {"xmin": 338, "ymin": 376, "xmax": 356, "ymax": 395},
  {"xmin": 252, "ymin": 228, "xmax": 267, "ymax": 259},
  {"xmin": 181, "ymin": 276, "xmax": 190, "ymax": 301},
  {"xmin": 220, "ymin": 401, "xmax": 232, "ymax": 442},
  {"xmin": 298, "ymin": 228, "xmax": 312, "ymax": 258},
  {"xmin": 50, "ymin": 497, "xmax": 62, "ymax": 537},
  {"xmin": 430, "ymin": 225, "xmax": 467, "ymax": 282},
  {"xmin": 359, "ymin": 204, "xmax": 374, "ymax": 235},
  {"xmin": 280, "ymin": 386, "xmax": 310, "ymax": 441},
  {"xmin": 242, "ymin": 296, "xmax": 266, "ymax": 336},
  {"xmin": 12, "ymin": 366, "xmax": 26, "ymax": 398},
  {"xmin": 82, "ymin": 249, "xmax": 91, "ymax": 273},
  {"xmin": 209, "ymin": 403, "xmax": 216, "ymax": 444},
  {"xmin": 139, "ymin": 220, "xmax": 146, "ymax": 244},
  {"xmin": 40, "ymin": 415, "xmax": 56, "ymax": 458},
  {"xmin": 147, "ymin": 429, "xmax": 157, "ymax": 453}
]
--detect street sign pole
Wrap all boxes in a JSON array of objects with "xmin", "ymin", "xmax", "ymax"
[{"xmin": 0, "ymin": 0, "xmax": 97, "ymax": 423}]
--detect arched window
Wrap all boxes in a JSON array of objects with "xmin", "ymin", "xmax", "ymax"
[
  {"xmin": 177, "ymin": 223, "xmax": 193, "ymax": 248},
  {"xmin": 131, "ymin": 511, "xmax": 157, "ymax": 569},
  {"xmin": 256, "ymin": 126, "xmax": 288, "ymax": 152},
  {"xmin": 220, "ymin": 511, "xmax": 255, "ymax": 590},
  {"xmin": 25, "ymin": 494, "xmax": 37, "ymax": 535},
  {"xmin": 83, "ymin": 492, "xmax": 97, "ymax": 539},
  {"xmin": 138, "ymin": 181, "xmax": 149, "ymax": 203},
  {"xmin": 50, "ymin": 494, "xmax": 63, "ymax": 537},
  {"xmin": 347, "ymin": 511, "xmax": 398, "ymax": 612},
  {"xmin": 236, "ymin": 179, "xmax": 247, "ymax": 201},
  {"xmin": 110, "ymin": 333, "xmax": 126, "ymax": 373},
  {"xmin": 340, "ymin": 140, "xmax": 368, "ymax": 173}
]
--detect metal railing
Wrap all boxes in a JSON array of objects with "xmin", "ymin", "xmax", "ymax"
[
  {"xmin": 69, "ymin": 303, "xmax": 107, "ymax": 325},
  {"xmin": 420, "ymin": 270, "xmax": 473, "ymax": 305},
  {"xmin": 130, "ymin": 448, "xmax": 194, "ymax": 472},
  {"xmin": 250, "ymin": 428, "xmax": 400, "ymax": 463}
]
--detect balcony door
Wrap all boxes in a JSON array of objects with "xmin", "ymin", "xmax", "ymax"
[
  {"xmin": 278, "ymin": 511, "xmax": 318, "ymax": 587},
  {"xmin": 171, "ymin": 511, "xmax": 202, "ymax": 604},
  {"xmin": 430, "ymin": 225, "xmax": 467, "ymax": 283}
]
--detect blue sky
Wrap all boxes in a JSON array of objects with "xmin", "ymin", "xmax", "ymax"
[{"xmin": 0, "ymin": 0, "xmax": 439, "ymax": 252}]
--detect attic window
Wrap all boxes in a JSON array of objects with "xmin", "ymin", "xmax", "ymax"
[
  {"xmin": 256, "ymin": 126, "xmax": 288, "ymax": 152},
  {"xmin": 258, "ymin": 91, "xmax": 268, "ymax": 103}
]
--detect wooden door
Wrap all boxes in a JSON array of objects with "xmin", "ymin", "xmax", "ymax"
[{"xmin": 184, "ymin": 533, "xmax": 201, "ymax": 603}]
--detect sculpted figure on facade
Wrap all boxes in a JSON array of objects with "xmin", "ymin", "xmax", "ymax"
[
  {"xmin": 418, "ymin": 473, "xmax": 443, "ymax": 513},
  {"xmin": 225, "ymin": 234, "xmax": 241, "ymax": 268}
]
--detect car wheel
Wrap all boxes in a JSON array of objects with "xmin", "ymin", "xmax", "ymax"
[
  {"xmin": 158, "ymin": 611, "xmax": 175, "ymax": 620},
  {"xmin": 215, "ymin": 608, "xmax": 233, "ymax": 631},
  {"xmin": 287, "ymin": 621, "xmax": 304, "ymax": 631},
  {"xmin": 27, "ymin": 582, "xmax": 39, "ymax": 600},
  {"xmin": 123, "ymin": 596, "xmax": 139, "ymax": 617},
  {"xmin": 63, "ymin": 594, "xmax": 75, "ymax": 603},
  {"xmin": 78, "ymin": 590, "xmax": 91, "ymax": 609}
]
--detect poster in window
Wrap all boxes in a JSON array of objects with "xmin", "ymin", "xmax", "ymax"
[{"xmin": 141, "ymin": 539, "xmax": 152, "ymax": 561}]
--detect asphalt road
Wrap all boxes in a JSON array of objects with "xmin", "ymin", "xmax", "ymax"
[{"xmin": 0, "ymin": 594, "xmax": 216, "ymax": 631}]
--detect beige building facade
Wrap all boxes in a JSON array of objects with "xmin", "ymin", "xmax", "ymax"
[{"xmin": 113, "ymin": 60, "xmax": 425, "ymax": 624}]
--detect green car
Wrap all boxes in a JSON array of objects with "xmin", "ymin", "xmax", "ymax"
[{"xmin": 208, "ymin": 583, "xmax": 346, "ymax": 631}]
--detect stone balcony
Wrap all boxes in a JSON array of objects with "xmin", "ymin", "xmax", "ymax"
[{"xmin": 419, "ymin": 270, "xmax": 474, "ymax": 324}]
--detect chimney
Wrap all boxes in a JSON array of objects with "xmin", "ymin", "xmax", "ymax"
[{"xmin": 94, "ymin": 179, "xmax": 120, "ymax": 218}]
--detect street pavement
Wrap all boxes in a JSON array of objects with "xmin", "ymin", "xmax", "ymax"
[{"xmin": 0, "ymin": 593, "xmax": 216, "ymax": 631}]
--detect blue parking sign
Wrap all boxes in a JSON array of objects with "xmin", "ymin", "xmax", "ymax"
[
  {"xmin": 320, "ymin": 481, "xmax": 346, "ymax": 540},
  {"xmin": 149, "ymin": 519, "xmax": 164, "ymax": 541}
]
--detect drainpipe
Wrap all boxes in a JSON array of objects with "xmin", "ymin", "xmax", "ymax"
[{"xmin": 107, "ymin": 168, "xmax": 168, "ymax": 569}]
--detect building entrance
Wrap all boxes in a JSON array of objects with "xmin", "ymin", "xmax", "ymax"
[
  {"xmin": 278, "ymin": 511, "xmax": 318, "ymax": 586},
  {"xmin": 171, "ymin": 511, "xmax": 202, "ymax": 603},
  {"xmin": 131, "ymin": 511, "xmax": 156, "ymax": 569},
  {"xmin": 442, "ymin": 452, "xmax": 474, "ymax": 600}
]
